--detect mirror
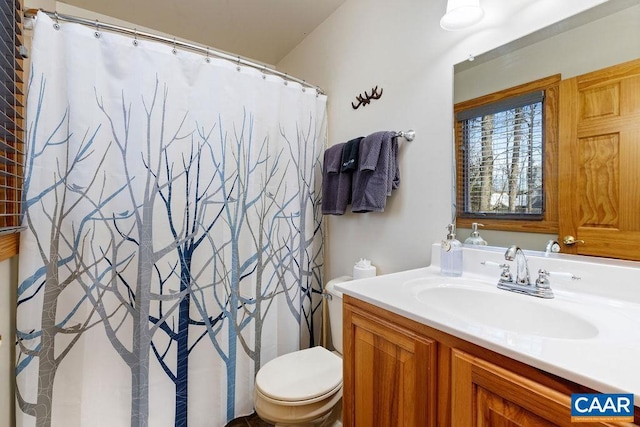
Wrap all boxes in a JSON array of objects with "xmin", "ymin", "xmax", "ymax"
[{"xmin": 453, "ymin": 0, "xmax": 640, "ymax": 252}]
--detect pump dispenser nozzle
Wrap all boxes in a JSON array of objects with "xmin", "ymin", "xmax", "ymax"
[
  {"xmin": 464, "ymin": 223, "xmax": 487, "ymax": 246},
  {"xmin": 446, "ymin": 223, "xmax": 456, "ymax": 240}
]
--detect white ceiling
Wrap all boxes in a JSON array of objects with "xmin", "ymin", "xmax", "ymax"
[{"xmin": 57, "ymin": 0, "xmax": 347, "ymax": 65}]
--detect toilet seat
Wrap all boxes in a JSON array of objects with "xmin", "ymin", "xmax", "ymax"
[
  {"xmin": 254, "ymin": 384, "xmax": 343, "ymax": 426},
  {"xmin": 256, "ymin": 381, "xmax": 342, "ymax": 406},
  {"xmin": 255, "ymin": 346, "xmax": 342, "ymax": 404}
]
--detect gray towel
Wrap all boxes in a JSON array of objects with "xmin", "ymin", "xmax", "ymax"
[
  {"xmin": 351, "ymin": 131, "xmax": 399, "ymax": 213},
  {"xmin": 322, "ymin": 143, "xmax": 351, "ymax": 215},
  {"xmin": 391, "ymin": 134, "xmax": 400, "ymax": 191}
]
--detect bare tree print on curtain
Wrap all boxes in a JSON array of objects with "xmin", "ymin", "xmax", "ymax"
[
  {"xmin": 91, "ymin": 78, "xmax": 196, "ymax": 426},
  {"xmin": 16, "ymin": 73, "xmax": 130, "ymax": 427},
  {"xmin": 205, "ymin": 113, "xmax": 271, "ymax": 420},
  {"xmin": 279, "ymin": 118, "xmax": 324, "ymax": 348},
  {"xmin": 16, "ymin": 12, "xmax": 327, "ymax": 427}
]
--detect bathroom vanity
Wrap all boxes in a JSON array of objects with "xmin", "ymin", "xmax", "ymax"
[{"xmin": 336, "ymin": 245, "xmax": 640, "ymax": 426}]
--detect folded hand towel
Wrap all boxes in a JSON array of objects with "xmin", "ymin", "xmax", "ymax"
[
  {"xmin": 322, "ymin": 143, "xmax": 351, "ymax": 215},
  {"xmin": 340, "ymin": 136, "xmax": 363, "ymax": 172}
]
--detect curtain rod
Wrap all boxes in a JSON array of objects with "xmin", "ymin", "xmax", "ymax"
[{"xmin": 24, "ymin": 9, "xmax": 325, "ymax": 95}]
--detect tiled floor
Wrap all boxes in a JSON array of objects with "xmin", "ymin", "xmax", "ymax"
[{"xmin": 225, "ymin": 412, "xmax": 274, "ymax": 427}]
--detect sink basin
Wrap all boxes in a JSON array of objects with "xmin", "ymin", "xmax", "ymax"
[{"xmin": 404, "ymin": 277, "xmax": 599, "ymax": 340}]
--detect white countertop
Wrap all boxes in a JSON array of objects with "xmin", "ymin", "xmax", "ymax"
[{"xmin": 335, "ymin": 244, "xmax": 640, "ymax": 406}]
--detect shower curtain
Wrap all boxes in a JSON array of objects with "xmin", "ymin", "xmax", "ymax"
[{"xmin": 16, "ymin": 12, "xmax": 326, "ymax": 427}]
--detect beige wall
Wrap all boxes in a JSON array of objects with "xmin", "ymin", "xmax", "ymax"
[{"xmin": 277, "ymin": 0, "xmax": 607, "ymax": 280}]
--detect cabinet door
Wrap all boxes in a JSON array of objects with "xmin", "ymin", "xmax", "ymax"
[
  {"xmin": 343, "ymin": 306, "xmax": 436, "ymax": 427},
  {"xmin": 451, "ymin": 349, "xmax": 622, "ymax": 427}
]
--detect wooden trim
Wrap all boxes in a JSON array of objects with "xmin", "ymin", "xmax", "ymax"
[
  {"xmin": 456, "ymin": 217, "xmax": 558, "ymax": 234},
  {"xmin": 436, "ymin": 343, "xmax": 452, "ymax": 426},
  {"xmin": 455, "ymin": 75, "xmax": 561, "ymax": 112},
  {"xmin": 343, "ymin": 301, "xmax": 355, "ymax": 427},
  {"xmin": 0, "ymin": 233, "xmax": 19, "ymax": 262},
  {"xmin": 575, "ymin": 57, "xmax": 640, "ymax": 90},
  {"xmin": 558, "ymin": 72, "xmax": 582, "ymax": 254},
  {"xmin": 450, "ymin": 349, "xmax": 474, "ymax": 427},
  {"xmin": 454, "ymin": 74, "xmax": 561, "ymax": 234}
]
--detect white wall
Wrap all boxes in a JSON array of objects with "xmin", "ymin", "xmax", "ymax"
[{"xmin": 277, "ymin": 0, "xmax": 607, "ymax": 279}]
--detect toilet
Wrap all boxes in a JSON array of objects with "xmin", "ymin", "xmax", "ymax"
[{"xmin": 254, "ymin": 276, "xmax": 352, "ymax": 426}]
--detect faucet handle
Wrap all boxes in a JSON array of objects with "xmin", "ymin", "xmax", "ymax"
[
  {"xmin": 480, "ymin": 261, "xmax": 501, "ymax": 268},
  {"xmin": 547, "ymin": 270, "xmax": 581, "ymax": 281},
  {"xmin": 499, "ymin": 263, "xmax": 512, "ymax": 282},
  {"xmin": 536, "ymin": 269, "xmax": 550, "ymax": 289}
]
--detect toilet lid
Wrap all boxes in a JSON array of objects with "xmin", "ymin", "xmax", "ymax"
[{"xmin": 255, "ymin": 346, "xmax": 342, "ymax": 402}]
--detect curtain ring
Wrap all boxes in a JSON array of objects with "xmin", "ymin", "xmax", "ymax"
[
  {"xmin": 262, "ymin": 65, "xmax": 267, "ymax": 79},
  {"xmin": 172, "ymin": 38, "xmax": 177, "ymax": 55},
  {"xmin": 236, "ymin": 56, "xmax": 241, "ymax": 72},
  {"xmin": 205, "ymin": 47, "xmax": 210, "ymax": 63},
  {"xmin": 284, "ymin": 73, "xmax": 289, "ymax": 86},
  {"xmin": 132, "ymin": 28, "xmax": 138, "ymax": 46},
  {"xmin": 302, "ymin": 81, "xmax": 306, "ymax": 92},
  {"xmin": 53, "ymin": 12, "xmax": 60, "ymax": 30},
  {"xmin": 94, "ymin": 20, "xmax": 100, "ymax": 38}
]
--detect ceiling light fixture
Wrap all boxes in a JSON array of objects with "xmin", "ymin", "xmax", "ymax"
[{"xmin": 440, "ymin": 0, "xmax": 484, "ymax": 31}]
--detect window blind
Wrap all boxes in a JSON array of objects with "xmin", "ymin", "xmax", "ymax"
[
  {"xmin": 458, "ymin": 92, "xmax": 544, "ymax": 217},
  {"xmin": 0, "ymin": 0, "xmax": 25, "ymax": 233}
]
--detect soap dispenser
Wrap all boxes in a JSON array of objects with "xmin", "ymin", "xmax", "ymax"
[
  {"xmin": 441, "ymin": 224, "xmax": 463, "ymax": 276},
  {"xmin": 464, "ymin": 222, "xmax": 487, "ymax": 246}
]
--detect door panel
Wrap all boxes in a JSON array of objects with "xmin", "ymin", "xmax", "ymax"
[{"xmin": 559, "ymin": 58, "xmax": 640, "ymax": 260}]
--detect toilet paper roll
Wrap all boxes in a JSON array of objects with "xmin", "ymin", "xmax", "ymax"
[{"xmin": 353, "ymin": 258, "xmax": 377, "ymax": 280}]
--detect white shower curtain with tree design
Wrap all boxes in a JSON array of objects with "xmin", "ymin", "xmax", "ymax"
[{"xmin": 16, "ymin": 12, "xmax": 326, "ymax": 427}]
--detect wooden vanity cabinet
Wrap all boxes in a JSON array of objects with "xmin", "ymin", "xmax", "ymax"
[
  {"xmin": 343, "ymin": 295, "xmax": 639, "ymax": 427},
  {"xmin": 342, "ymin": 297, "xmax": 437, "ymax": 426},
  {"xmin": 451, "ymin": 350, "xmax": 628, "ymax": 427}
]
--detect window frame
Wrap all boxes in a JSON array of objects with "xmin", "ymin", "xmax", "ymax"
[
  {"xmin": 454, "ymin": 75, "xmax": 560, "ymax": 234},
  {"xmin": 0, "ymin": 0, "xmax": 25, "ymax": 262}
]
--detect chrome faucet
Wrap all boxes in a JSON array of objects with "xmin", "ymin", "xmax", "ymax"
[
  {"xmin": 498, "ymin": 245, "xmax": 554, "ymax": 299},
  {"xmin": 504, "ymin": 245, "xmax": 530, "ymax": 285}
]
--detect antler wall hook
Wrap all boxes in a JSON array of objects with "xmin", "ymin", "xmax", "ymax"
[{"xmin": 352, "ymin": 86, "xmax": 384, "ymax": 109}]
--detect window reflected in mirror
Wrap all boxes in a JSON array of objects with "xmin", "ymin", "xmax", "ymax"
[
  {"xmin": 454, "ymin": 76, "xmax": 559, "ymax": 234},
  {"xmin": 458, "ymin": 91, "xmax": 543, "ymax": 218}
]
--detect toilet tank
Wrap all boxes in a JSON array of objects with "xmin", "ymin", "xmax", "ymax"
[{"xmin": 325, "ymin": 276, "xmax": 352, "ymax": 354}]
